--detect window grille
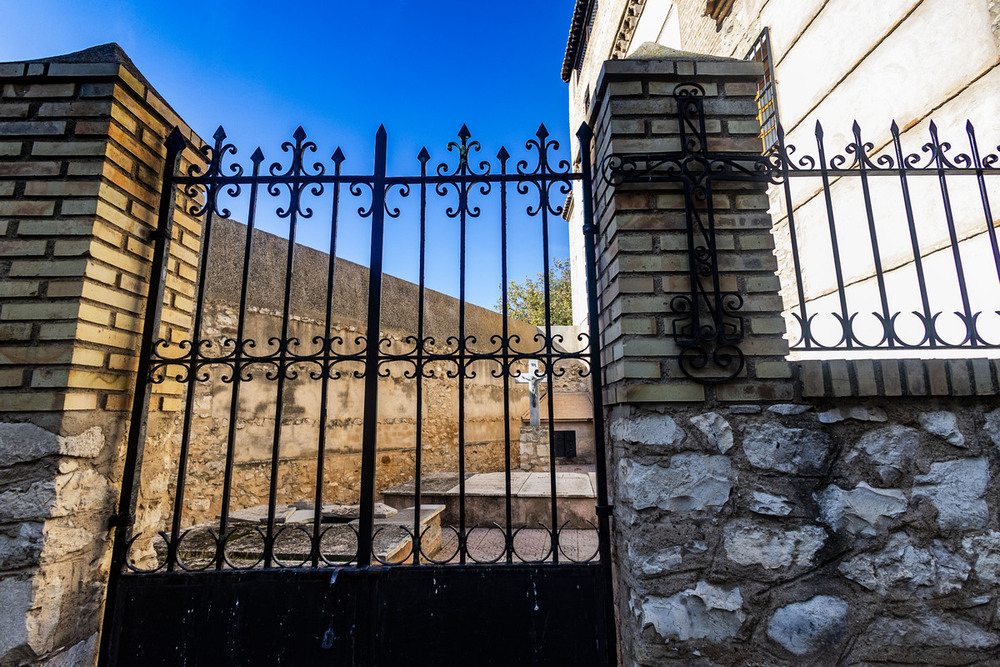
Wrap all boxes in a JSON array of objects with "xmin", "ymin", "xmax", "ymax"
[{"xmin": 745, "ymin": 27, "xmax": 780, "ymax": 153}]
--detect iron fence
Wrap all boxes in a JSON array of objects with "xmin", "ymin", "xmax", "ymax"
[
  {"xmin": 108, "ymin": 122, "xmax": 612, "ymax": 576},
  {"xmin": 602, "ymin": 84, "xmax": 1000, "ymax": 384}
]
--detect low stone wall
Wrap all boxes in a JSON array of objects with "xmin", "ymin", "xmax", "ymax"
[{"xmin": 613, "ymin": 394, "xmax": 1000, "ymax": 665}]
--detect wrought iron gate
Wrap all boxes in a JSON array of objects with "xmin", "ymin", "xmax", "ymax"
[{"xmin": 98, "ymin": 122, "xmax": 615, "ymax": 665}]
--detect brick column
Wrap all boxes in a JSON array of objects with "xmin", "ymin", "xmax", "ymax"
[
  {"xmin": 0, "ymin": 45, "xmax": 203, "ymax": 665},
  {"xmin": 586, "ymin": 54, "xmax": 794, "ymax": 664}
]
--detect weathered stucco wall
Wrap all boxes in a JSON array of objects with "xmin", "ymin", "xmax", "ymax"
[{"xmin": 155, "ymin": 215, "xmax": 536, "ymax": 528}]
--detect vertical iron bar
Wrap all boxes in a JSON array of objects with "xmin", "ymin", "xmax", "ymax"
[
  {"xmin": 263, "ymin": 148, "xmax": 303, "ymax": 568},
  {"xmin": 312, "ymin": 151, "xmax": 343, "ymax": 567},
  {"xmin": 776, "ymin": 125, "xmax": 810, "ymax": 347},
  {"xmin": 815, "ymin": 121, "xmax": 853, "ymax": 347},
  {"xmin": 413, "ymin": 148, "xmax": 429, "ymax": 564},
  {"xmin": 167, "ymin": 130, "xmax": 224, "ymax": 570},
  {"xmin": 499, "ymin": 147, "xmax": 514, "ymax": 563},
  {"xmin": 853, "ymin": 122, "xmax": 893, "ymax": 347},
  {"xmin": 891, "ymin": 122, "xmax": 935, "ymax": 346},
  {"xmin": 967, "ymin": 121, "xmax": 1000, "ymax": 292},
  {"xmin": 217, "ymin": 148, "xmax": 264, "ymax": 569},
  {"xmin": 98, "ymin": 127, "xmax": 185, "ymax": 667},
  {"xmin": 930, "ymin": 122, "xmax": 976, "ymax": 345},
  {"xmin": 457, "ymin": 145, "xmax": 468, "ymax": 565},
  {"xmin": 357, "ymin": 126, "xmax": 388, "ymax": 567},
  {"xmin": 679, "ymin": 97, "xmax": 702, "ymax": 352},
  {"xmin": 577, "ymin": 121, "xmax": 618, "ymax": 667},
  {"xmin": 537, "ymin": 126, "xmax": 559, "ymax": 563}
]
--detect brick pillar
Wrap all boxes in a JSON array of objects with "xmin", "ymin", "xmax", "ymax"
[
  {"xmin": 0, "ymin": 45, "xmax": 203, "ymax": 665},
  {"xmin": 586, "ymin": 54, "xmax": 794, "ymax": 664}
]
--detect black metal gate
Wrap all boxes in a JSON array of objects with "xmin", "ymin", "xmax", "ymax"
[{"xmin": 98, "ymin": 121, "xmax": 614, "ymax": 665}]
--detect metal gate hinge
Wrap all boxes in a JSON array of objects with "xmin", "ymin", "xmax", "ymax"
[
  {"xmin": 595, "ymin": 504, "xmax": 614, "ymax": 517},
  {"xmin": 108, "ymin": 513, "xmax": 135, "ymax": 529}
]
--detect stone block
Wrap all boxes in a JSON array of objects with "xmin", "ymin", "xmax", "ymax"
[{"xmin": 767, "ymin": 596, "xmax": 848, "ymax": 657}]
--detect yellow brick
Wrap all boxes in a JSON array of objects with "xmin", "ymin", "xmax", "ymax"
[
  {"xmin": 0, "ymin": 239, "xmax": 47, "ymax": 256},
  {"xmin": 0, "ymin": 322, "xmax": 31, "ymax": 343},
  {"xmin": 98, "ymin": 183, "xmax": 129, "ymax": 210},
  {"xmin": 65, "ymin": 369, "xmax": 128, "ymax": 391},
  {"xmin": 3, "ymin": 83, "xmax": 75, "ymax": 98},
  {"xmin": 37, "ymin": 321, "xmax": 78, "ymax": 341},
  {"xmin": 53, "ymin": 239, "xmax": 93, "ymax": 257},
  {"xmin": 0, "ymin": 391, "xmax": 60, "ymax": 411},
  {"xmin": 24, "ymin": 180, "xmax": 99, "ymax": 197},
  {"xmin": 0, "ymin": 345, "xmax": 73, "ymax": 365},
  {"xmin": 81, "ymin": 83, "xmax": 115, "ymax": 98},
  {"xmin": 126, "ymin": 236, "xmax": 154, "ymax": 261},
  {"xmin": 78, "ymin": 303, "xmax": 112, "ymax": 326},
  {"xmin": 177, "ymin": 263, "xmax": 197, "ymax": 282},
  {"xmin": 60, "ymin": 200, "xmax": 99, "ymax": 216},
  {"xmin": 172, "ymin": 294, "xmax": 194, "ymax": 313},
  {"xmin": 92, "ymin": 220, "xmax": 125, "ymax": 247},
  {"xmin": 110, "ymin": 103, "xmax": 139, "ymax": 134},
  {"xmin": 0, "ymin": 281, "xmax": 42, "ymax": 298},
  {"xmin": 47, "ymin": 63, "xmax": 118, "ymax": 77},
  {"xmin": 32, "ymin": 141, "xmax": 107, "ymax": 157},
  {"xmin": 119, "ymin": 273, "xmax": 147, "ymax": 295},
  {"xmin": 8, "ymin": 258, "xmax": 87, "ymax": 278},
  {"xmin": 37, "ymin": 101, "xmax": 111, "ymax": 117},
  {"xmin": 160, "ymin": 307, "xmax": 191, "ymax": 329},
  {"xmin": 117, "ymin": 65, "xmax": 146, "ymax": 97},
  {"xmin": 0, "ymin": 141, "xmax": 22, "ymax": 156},
  {"xmin": 88, "ymin": 243, "xmax": 149, "ymax": 278},
  {"xmin": 0, "ymin": 120, "xmax": 67, "ymax": 135},
  {"xmin": 78, "ymin": 281, "xmax": 143, "ymax": 314},
  {"xmin": 0, "ymin": 302, "xmax": 79, "ymax": 321},
  {"xmin": 109, "ymin": 353, "xmax": 138, "ymax": 372},
  {"xmin": 114, "ymin": 312, "xmax": 143, "ymax": 333},
  {"xmin": 0, "ymin": 182, "xmax": 13, "ymax": 196},
  {"xmin": 62, "ymin": 392, "xmax": 99, "ymax": 411},
  {"xmin": 0, "ymin": 200, "xmax": 55, "ymax": 216},
  {"xmin": 71, "ymin": 347, "xmax": 106, "ymax": 368},
  {"xmin": 153, "ymin": 378, "xmax": 184, "ymax": 396},
  {"xmin": 108, "ymin": 122, "xmax": 160, "ymax": 170},
  {"xmin": 160, "ymin": 396, "xmax": 183, "ymax": 411},
  {"xmin": 105, "ymin": 393, "xmax": 132, "ymax": 411},
  {"xmin": 622, "ymin": 383, "xmax": 705, "ymax": 403},
  {"xmin": 0, "ymin": 368, "xmax": 23, "ymax": 387},
  {"xmin": 75, "ymin": 322, "xmax": 138, "ymax": 349},
  {"xmin": 0, "ymin": 323, "xmax": 34, "ymax": 342},
  {"xmin": 94, "ymin": 199, "xmax": 146, "ymax": 237},
  {"xmin": 0, "ymin": 161, "xmax": 60, "ymax": 177},
  {"xmin": 67, "ymin": 160, "xmax": 105, "ymax": 176},
  {"xmin": 105, "ymin": 141, "xmax": 133, "ymax": 173}
]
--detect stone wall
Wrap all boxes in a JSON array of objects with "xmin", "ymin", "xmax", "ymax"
[
  {"xmin": 613, "ymin": 396, "xmax": 1000, "ymax": 665},
  {"xmin": 585, "ymin": 54, "xmax": 1000, "ymax": 665}
]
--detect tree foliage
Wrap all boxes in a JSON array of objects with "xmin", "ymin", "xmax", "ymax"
[{"xmin": 499, "ymin": 258, "xmax": 573, "ymax": 326}]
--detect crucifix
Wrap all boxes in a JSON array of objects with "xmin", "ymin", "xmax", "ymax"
[{"xmin": 515, "ymin": 359, "xmax": 543, "ymax": 426}]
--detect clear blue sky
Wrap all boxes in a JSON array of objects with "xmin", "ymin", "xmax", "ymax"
[{"xmin": 0, "ymin": 1, "xmax": 579, "ymax": 308}]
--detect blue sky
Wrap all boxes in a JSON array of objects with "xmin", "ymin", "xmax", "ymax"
[{"xmin": 0, "ymin": 1, "xmax": 579, "ymax": 308}]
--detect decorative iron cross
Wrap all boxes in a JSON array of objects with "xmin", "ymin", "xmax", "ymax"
[{"xmin": 514, "ymin": 359, "xmax": 542, "ymax": 426}]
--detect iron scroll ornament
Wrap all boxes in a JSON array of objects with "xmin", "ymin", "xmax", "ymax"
[{"xmin": 602, "ymin": 83, "xmax": 748, "ymax": 383}]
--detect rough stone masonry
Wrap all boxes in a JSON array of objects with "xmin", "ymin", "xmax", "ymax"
[{"xmin": 587, "ymin": 52, "xmax": 1000, "ymax": 665}]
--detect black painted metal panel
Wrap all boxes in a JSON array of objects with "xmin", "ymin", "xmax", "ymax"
[{"xmin": 108, "ymin": 565, "xmax": 609, "ymax": 666}]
